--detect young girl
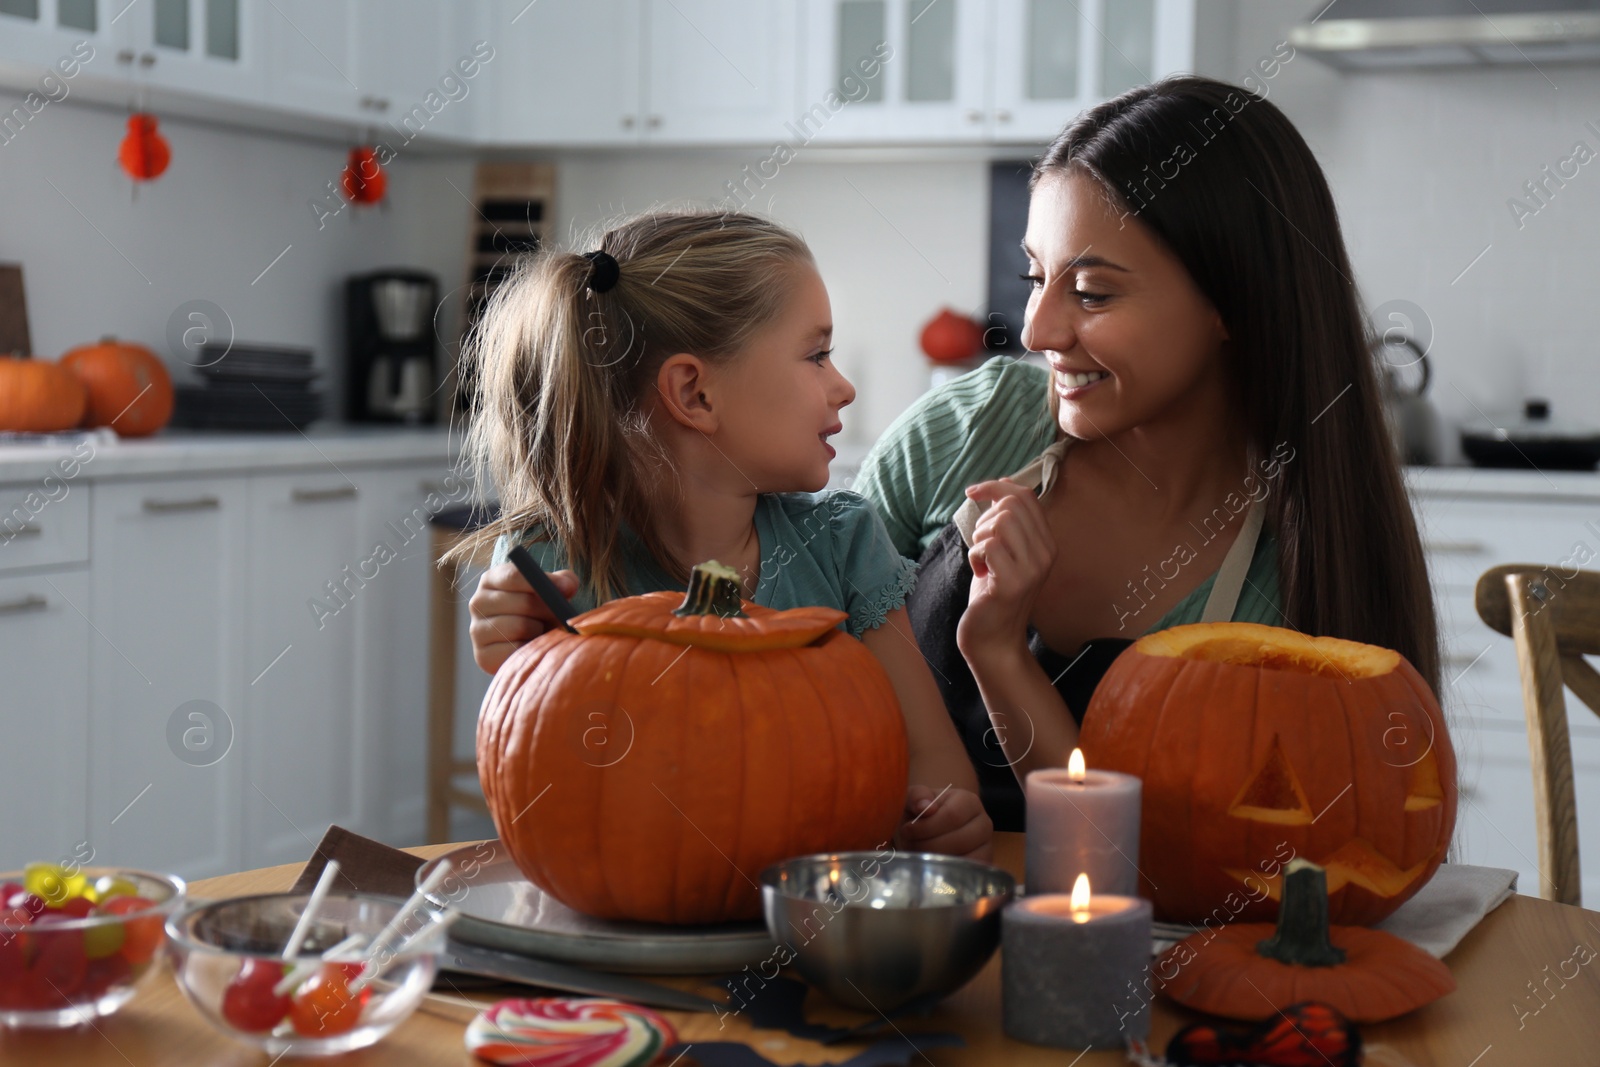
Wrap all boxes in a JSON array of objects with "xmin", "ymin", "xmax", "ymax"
[{"xmin": 456, "ymin": 209, "xmax": 990, "ymax": 860}]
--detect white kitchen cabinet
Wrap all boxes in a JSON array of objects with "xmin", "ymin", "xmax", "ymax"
[
  {"xmin": 644, "ymin": 0, "xmax": 799, "ymax": 143},
  {"xmin": 111, "ymin": 0, "xmax": 264, "ymax": 104},
  {"xmin": 486, "ymin": 0, "xmax": 643, "ymax": 145},
  {"xmin": 239, "ymin": 472, "xmax": 365, "ymax": 868},
  {"xmin": 800, "ymin": 0, "xmax": 1197, "ymax": 145},
  {"xmin": 799, "ymin": 0, "xmax": 987, "ymax": 143},
  {"xmin": 87, "ymin": 476, "xmax": 248, "ymax": 880},
  {"xmin": 261, "ymin": 0, "xmax": 367, "ymax": 123},
  {"xmin": 0, "ymin": 570, "xmax": 90, "ymax": 872},
  {"xmin": 0, "ymin": 0, "xmax": 116, "ymax": 68},
  {"xmin": 353, "ymin": 0, "xmax": 487, "ymax": 143},
  {"xmin": 352, "ymin": 466, "xmax": 444, "ymax": 845}
]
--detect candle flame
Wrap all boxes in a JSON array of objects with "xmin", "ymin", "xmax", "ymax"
[
  {"xmin": 1070, "ymin": 872, "xmax": 1091, "ymax": 921},
  {"xmin": 1067, "ymin": 748, "xmax": 1086, "ymax": 783}
]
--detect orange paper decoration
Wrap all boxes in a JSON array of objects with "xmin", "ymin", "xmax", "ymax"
[
  {"xmin": 118, "ymin": 113, "xmax": 171, "ymax": 182},
  {"xmin": 341, "ymin": 146, "xmax": 386, "ymax": 205}
]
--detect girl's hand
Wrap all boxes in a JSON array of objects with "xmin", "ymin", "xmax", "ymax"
[
  {"xmin": 956, "ymin": 478, "xmax": 1057, "ymax": 666},
  {"xmin": 468, "ymin": 563, "xmax": 580, "ymax": 674},
  {"xmin": 894, "ymin": 785, "xmax": 993, "ymax": 863}
]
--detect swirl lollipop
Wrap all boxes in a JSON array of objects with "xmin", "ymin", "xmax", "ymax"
[{"xmin": 466, "ymin": 997, "xmax": 678, "ymax": 1067}]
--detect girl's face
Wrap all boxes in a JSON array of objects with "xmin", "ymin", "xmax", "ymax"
[
  {"xmin": 713, "ymin": 262, "xmax": 856, "ymax": 493},
  {"xmin": 1022, "ymin": 171, "xmax": 1229, "ymax": 440}
]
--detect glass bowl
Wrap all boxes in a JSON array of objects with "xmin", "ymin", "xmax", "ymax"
[
  {"xmin": 0, "ymin": 866, "xmax": 187, "ymax": 1029},
  {"xmin": 166, "ymin": 892, "xmax": 447, "ymax": 1057}
]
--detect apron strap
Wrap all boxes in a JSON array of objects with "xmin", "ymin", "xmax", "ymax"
[
  {"xmin": 951, "ymin": 432, "xmax": 1266, "ymax": 625},
  {"xmin": 1199, "ymin": 500, "xmax": 1265, "ymax": 623},
  {"xmin": 953, "ymin": 437, "xmax": 1074, "ymax": 548}
]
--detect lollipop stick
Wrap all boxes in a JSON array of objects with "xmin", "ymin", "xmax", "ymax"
[{"xmin": 283, "ymin": 860, "xmax": 341, "ymax": 959}]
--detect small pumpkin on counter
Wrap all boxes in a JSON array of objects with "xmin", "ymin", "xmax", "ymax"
[
  {"xmin": 0, "ymin": 356, "xmax": 87, "ymax": 432},
  {"xmin": 477, "ymin": 561, "xmax": 909, "ymax": 925},
  {"xmin": 1079, "ymin": 621, "xmax": 1456, "ymax": 926},
  {"xmin": 1156, "ymin": 858, "xmax": 1455, "ymax": 1023},
  {"xmin": 60, "ymin": 337, "xmax": 174, "ymax": 437}
]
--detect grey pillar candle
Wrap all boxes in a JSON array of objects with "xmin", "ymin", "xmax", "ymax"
[
  {"xmin": 1002, "ymin": 889, "xmax": 1153, "ymax": 1049},
  {"xmin": 1024, "ymin": 753, "xmax": 1141, "ymax": 896}
]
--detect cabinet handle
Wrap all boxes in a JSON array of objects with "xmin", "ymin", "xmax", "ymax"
[
  {"xmin": 994, "ymin": 108, "xmax": 1012, "ymax": 123},
  {"xmin": 0, "ymin": 595, "xmax": 47, "ymax": 616},
  {"xmin": 139, "ymin": 52, "xmax": 156, "ymax": 67},
  {"xmin": 4, "ymin": 524, "xmax": 42, "ymax": 538},
  {"xmin": 620, "ymin": 115, "xmax": 636, "ymax": 129},
  {"xmin": 116, "ymin": 48, "xmax": 136, "ymax": 64},
  {"xmin": 965, "ymin": 109, "xmax": 983, "ymax": 123},
  {"xmin": 646, "ymin": 114, "xmax": 662, "ymax": 129},
  {"xmin": 291, "ymin": 486, "xmax": 358, "ymax": 503},
  {"xmin": 1425, "ymin": 539, "xmax": 1489, "ymax": 556},
  {"xmin": 143, "ymin": 495, "xmax": 221, "ymax": 513}
]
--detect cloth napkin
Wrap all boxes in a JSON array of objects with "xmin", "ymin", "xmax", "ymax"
[{"xmin": 1150, "ymin": 862, "xmax": 1519, "ymax": 959}]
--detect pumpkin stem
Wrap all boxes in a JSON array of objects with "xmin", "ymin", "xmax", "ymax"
[
  {"xmin": 674, "ymin": 561, "xmax": 747, "ymax": 619},
  {"xmin": 1255, "ymin": 858, "xmax": 1347, "ymax": 968}
]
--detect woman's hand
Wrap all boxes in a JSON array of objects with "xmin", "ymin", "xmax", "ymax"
[
  {"xmin": 956, "ymin": 478, "xmax": 1057, "ymax": 666},
  {"xmin": 894, "ymin": 785, "xmax": 993, "ymax": 863},
  {"xmin": 468, "ymin": 563, "xmax": 579, "ymax": 674}
]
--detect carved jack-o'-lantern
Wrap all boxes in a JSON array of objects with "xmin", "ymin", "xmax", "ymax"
[{"xmin": 1079, "ymin": 622, "xmax": 1455, "ymax": 926}]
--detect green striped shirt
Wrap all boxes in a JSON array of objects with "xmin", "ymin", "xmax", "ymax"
[{"xmin": 852, "ymin": 356, "xmax": 1283, "ymax": 633}]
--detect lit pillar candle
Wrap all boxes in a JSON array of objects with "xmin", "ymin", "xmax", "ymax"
[
  {"xmin": 1002, "ymin": 874, "xmax": 1153, "ymax": 1049},
  {"xmin": 1025, "ymin": 748, "xmax": 1141, "ymax": 896}
]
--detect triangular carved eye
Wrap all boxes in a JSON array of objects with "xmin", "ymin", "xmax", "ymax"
[
  {"xmin": 1406, "ymin": 748, "xmax": 1444, "ymax": 811},
  {"xmin": 1228, "ymin": 734, "xmax": 1313, "ymax": 825}
]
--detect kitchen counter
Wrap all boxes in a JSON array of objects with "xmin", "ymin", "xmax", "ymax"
[
  {"xmin": 1406, "ymin": 463, "xmax": 1600, "ymax": 502},
  {"xmin": 0, "ymin": 426, "xmax": 458, "ymax": 484}
]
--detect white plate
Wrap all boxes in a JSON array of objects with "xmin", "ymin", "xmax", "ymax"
[{"xmin": 416, "ymin": 841, "xmax": 775, "ymax": 975}]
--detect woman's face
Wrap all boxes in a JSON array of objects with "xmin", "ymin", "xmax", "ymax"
[
  {"xmin": 1021, "ymin": 171, "xmax": 1229, "ymax": 440},
  {"xmin": 712, "ymin": 262, "xmax": 856, "ymax": 493}
]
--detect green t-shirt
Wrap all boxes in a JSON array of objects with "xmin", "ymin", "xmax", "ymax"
[
  {"xmin": 492, "ymin": 490, "xmax": 918, "ymax": 638},
  {"xmin": 851, "ymin": 356, "xmax": 1283, "ymax": 632}
]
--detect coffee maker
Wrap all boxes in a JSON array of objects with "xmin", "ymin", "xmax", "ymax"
[{"xmin": 345, "ymin": 270, "xmax": 439, "ymax": 423}]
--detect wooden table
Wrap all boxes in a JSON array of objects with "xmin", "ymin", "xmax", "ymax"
[{"xmin": 5, "ymin": 834, "xmax": 1599, "ymax": 1065}]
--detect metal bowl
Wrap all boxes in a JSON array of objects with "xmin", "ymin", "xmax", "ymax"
[{"xmin": 760, "ymin": 852, "xmax": 1015, "ymax": 1012}]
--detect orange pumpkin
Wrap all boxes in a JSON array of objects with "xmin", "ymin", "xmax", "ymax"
[
  {"xmin": 60, "ymin": 338, "xmax": 174, "ymax": 437},
  {"xmin": 1079, "ymin": 622, "xmax": 1455, "ymax": 926},
  {"xmin": 0, "ymin": 357, "xmax": 87, "ymax": 432},
  {"xmin": 1156, "ymin": 858, "xmax": 1455, "ymax": 1023},
  {"xmin": 918, "ymin": 308, "xmax": 984, "ymax": 364},
  {"xmin": 477, "ymin": 562, "xmax": 909, "ymax": 925}
]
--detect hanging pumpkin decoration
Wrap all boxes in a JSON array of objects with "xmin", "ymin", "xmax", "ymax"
[
  {"xmin": 1156, "ymin": 859, "xmax": 1455, "ymax": 1023},
  {"xmin": 61, "ymin": 337, "xmax": 174, "ymax": 437},
  {"xmin": 340, "ymin": 146, "xmax": 386, "ymax": 206},
  {"xmin": 118, "ymin": 113, "xmax": 171, "ymax": 182},
  {"xmin": 0, "ymin": 357, "xmax": 87, "ymax": 433},
  {"xmin": 1166, "ymin": 1001, "xmax": 1361, "ymax": 1066},
  {"xmin": 477, "ymin": 561, "xmax": 909, "ymax": 925},
  {"xmin": 918, "ymin": 308, "xmax": 984, "ymax": 364},
  {"xmin": 1079, "ymin": 622, "xmax": 1455, "ymax": 927}
]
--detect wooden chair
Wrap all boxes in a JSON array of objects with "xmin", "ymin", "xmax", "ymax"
[
  {"xmin": 426, "ymin": 506, "xmax": 495, "ymax": 843},
  {"xmin": 1475, "ymin": 563, "xmax": 1600, "ymax": 906}
]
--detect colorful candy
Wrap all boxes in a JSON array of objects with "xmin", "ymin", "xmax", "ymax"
[
  {"xmin": 465, "ymin": 998, "xmax": 678, "ymax": 1067},
  {"xmin": 0, "ymin": 866, "xmax": 161, "ymax": 1014},
  {"xmin": 221, "ymin": 959, "xmax": 292, "ymax": 1033},
  {"xmin": 289, "ymin": 964, "xmax": 368, "ymax": 1037}
]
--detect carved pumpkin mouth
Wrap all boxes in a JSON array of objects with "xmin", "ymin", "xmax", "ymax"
[{"xmin": 1137, "ymin": 622, "xmax": 1400, "ymax": 679}]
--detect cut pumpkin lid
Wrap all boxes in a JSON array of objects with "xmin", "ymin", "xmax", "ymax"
[
  {"xmin": 1135, "ymin": 622, "xmax": 1400, "ymax": 679},
  {"xmin": 573, "ymin": 592, "xmax": 847, "ymax": 652}
]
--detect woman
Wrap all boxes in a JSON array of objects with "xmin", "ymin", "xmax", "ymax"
[{"xmin": 857, "ymin": 75, "xmax": 1437, "ymax": 829}]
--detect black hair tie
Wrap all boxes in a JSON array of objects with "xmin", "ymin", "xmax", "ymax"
[{"xmin": 583, "ymin": 250, "xmax": 620, "ymax": 294}]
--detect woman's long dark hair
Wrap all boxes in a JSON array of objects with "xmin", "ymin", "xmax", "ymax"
[{"xmin": 1035, "ymin": 75, "xmax": 1439, "ymax": 694}]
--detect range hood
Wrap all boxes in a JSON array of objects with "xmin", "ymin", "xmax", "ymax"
[{"xmin": 1290, "ymin": 0, "xmax": 1600, "ymax": 70}]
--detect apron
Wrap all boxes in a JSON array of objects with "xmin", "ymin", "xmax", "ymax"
[{"xmin": 904, "ymin": 436, "xmax": 1265, "ymax": 831}]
